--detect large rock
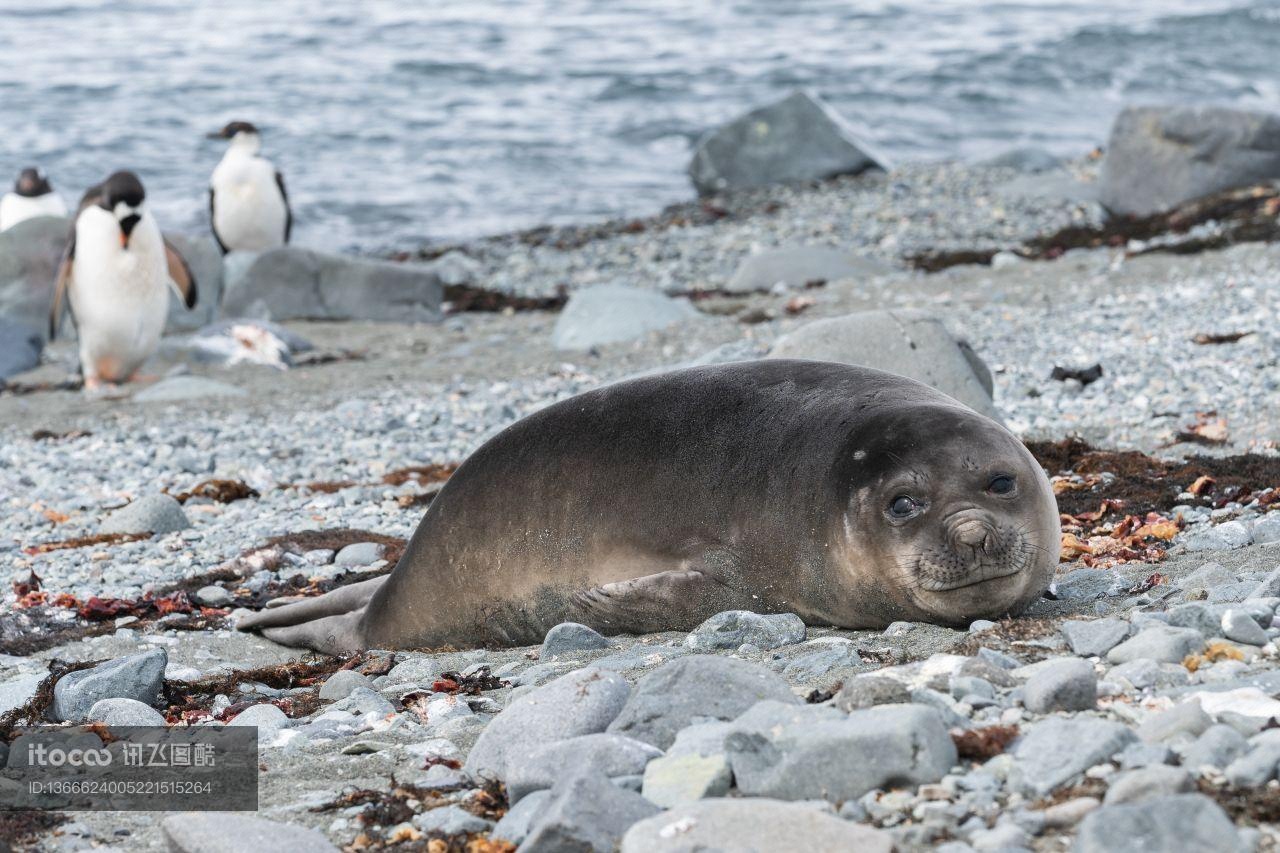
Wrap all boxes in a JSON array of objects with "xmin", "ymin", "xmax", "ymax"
[
  {"xmin": 0, "ymin": 215, "xmax": 67, "ymax": 340},
  {"xmin": 622, "ymin": 799, "xmax": 894, "ymax": 853},
  {"xmin": 725, "ymin": 703, "xmax": 956, "ymax": 802},
  {"xmin": 1100, "ymin": 105, "xmax": 1280, "ymax": 217},
  {"xmin": 725, "ymin": 246, "xmax": 893, "ymax": 293},
  {"xmin": 519, "ymin": 770, "xmax": 659, "ymax": 853},
  {"xmin": 220, "ymin": 246, "xmax": 443, "ymax": 323},
  {"xmin": 1072, "ymin": 794, "xmax": 1244, "ymax": 853},
  {"xmin": 606, "ymin": 656, "xmax": 797, "ymax": 750},
  {"xmin": 0, "ymin": 316, "xmax": 41, "ymax": 381},
  {"xmin": 161, "ymin": 813, "xmax": 339, "ymax": 853},
  {"xmin": 684, "ymin": 610, "xmax": 806, "ymax": 651},
  {"xmin": 551, "ymin": 283, "xmax": 699, "ymax": 351},
  {"xmin": 1022, "ymin": 658, "xmax": 1097, "ymax": 714},
  {"xmin": 465, "ymin": 667, "xmax": 629, "ymax": 780},
  {"xmin": 768, "ymin": 309, "xmax": 997, "ymax": 418},
  {"xmin": 1106, "ymin": 625, "xmax": 1204, "ymax": 665},
  {"xmin": 688, "ymin": 90, "xmax": 887, "ymax": 196},
  {"xmin": 164, "ymin": 234, "xmax": 224, "ymax": 331},
  {"xmin": 101, "ymin": 493, "xmax": 191, "ymax": 536},
  {"xmin": 51, "ymin": 649, "xmax": 168, "ymax": 722},
  {"xmin": 86, "ymin": 697, "xmax": 167, "ymax": 726},
  {"xmin": 1011, "ymin": 717, "xmax": 1136, "ymax": 797},
  {"xmin": 506, "ymin": 733, "xmax": 661, "ymax": 804}
]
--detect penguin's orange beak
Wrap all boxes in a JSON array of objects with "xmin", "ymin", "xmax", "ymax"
[{"xmin": 118, "ymin": 213, "xmax": 140, "ymax": 249}]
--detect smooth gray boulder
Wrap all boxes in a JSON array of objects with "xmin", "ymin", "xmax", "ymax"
[
  {"xmin": 1072, "ymin": 794, "xmax": 1243, "ymax": 853},
  {"xmin": 1011, "ymin": 717, "xmax": 1136, "ymax": 796},
  {"xmin": 161, "ymin": 813, "xmax": 339, "ymax": 853},
  {"xmin": 0, "ymin": 316, "xmax": 42, "ymax": 381},
  {"xmin": 506, "ymin": 733, "xmax": 661, "ymax": 803},
  {"xmin": 0, "ymin": 215, "xmax": 67, "ymax": 340},
  {"xmin": 541, "ymin": 622, "xmax": 611, "ymax": 658},
  {"xmin": 101, "ymin": 493, "xmax": 190, "ymax": 536},
  {"xmin": 607, "ymin": 656, "xmax": 797, "ymax": 750},
  {"xmin": 465, "ymin": 667, "xmax": 630, "ymax": 780},
  {"xmin": 164, "ymin": 234, "xmax": 224, "ymax": 331},
  {"xmin": 768, "ymin": 309, "xmax": 998, "ymax": 419},
  {"xmin": 220, "ymin": 246, "xmax": 443, "ymax": 323},
  {"xmin": 226, "ymin": 703, "xmax": 291, "ymax": 740},
  {"xmin": 835, "ymin": 675, "xmax": 912, "ymax": 711},
  {"xmin": 333, "ymin": 542, "xmax": 385, "ymax": 567},
  {"xmin": 732, "ymin": 701, "xmax": 962, "ymax": 799},
  {"xmin": 688, "ymin": 90, "xmax": 887, "ymax": 195},
  {"xmin": 551, "ymin": 283, "xmax": 699, "ymax": 351},
  {"xmin": 1137, "ymin": 700, "xmax": 1212, "ymax": 743},
  {"xmin": 684, "ymin": 611, "xmax": 805, "ymax": 651},
  {"xmin": 727, "ymin": 701, "xmax": 957, "ymax": 799},
  {"xmin": 1100, "ymin": 105, "xmax": 1280, "ymax": 217},
  {"xmin": 725, "ymin": 703, "xmax": 956, "ymax": 802},
  {"xmin": 519, "ymin": 769, "xmax": 659, "ymax": 853},
  {"xmin": 1023, "ymin": 658, "xmax": 1097, "ymax": 713},
  {"xmin": 52, "ymin": 649, "xmax": 168, "ymax": 722},
  {"xmin": 1221, "ymin": 608, "xmax": 1268, "ymax": 645},
  {"xmin": 725, "ymin": 246, "xmax": 893, "ymax": 293},
  {"xmin": 1061, "ymin": 619, "xmax": 1129, "ymax": 657},
  {"xmin": 86, "ymin": 697, "xmax": 167, "ymax": 726},
  {"xmin": 1106, "ymin": 625, "xmax": 1204, "ymax": 665},
  {"xmin": 622, "ymin": 799, "xmax": 894, "ymax": 853},
  {"xmin": 318, "ymin": 669, "xmax": 373, "ymax": 701},
  {"xmin": 1103, "ymin": 766, "xmax": 1195, "ymax": 805}
]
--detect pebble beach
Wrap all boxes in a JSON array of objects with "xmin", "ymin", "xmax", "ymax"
[{"xmin": 2, "ymin": 141, "xmax": 1280, "ymax": 852}]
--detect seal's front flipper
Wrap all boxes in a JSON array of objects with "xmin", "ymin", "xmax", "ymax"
[
  {"xmin": 569, "ymin": 569, "xmax": 747, "ymax": 635},
  {"xmin": 235, "ymin": 576, "xmax": 385, "ymax": 654}
]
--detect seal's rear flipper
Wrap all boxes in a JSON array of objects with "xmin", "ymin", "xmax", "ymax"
[
  {"xmin": 570, "ymin": 568, "xmax": 746, "ymax": 635},
  {"xmin": 235, "ymin": 576, "xmax": 385, "ymax": 654}
]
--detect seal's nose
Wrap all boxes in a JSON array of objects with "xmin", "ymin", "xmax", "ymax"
[{"xmin": 949, "ymin": 515, "xmax": 996, "ymax": 554}]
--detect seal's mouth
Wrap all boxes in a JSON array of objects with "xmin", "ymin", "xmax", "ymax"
[{"xmin": 909, "ymin": 517, "xmax": 1037, "ymax": 593}]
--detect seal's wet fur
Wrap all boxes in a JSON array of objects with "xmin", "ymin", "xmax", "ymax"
[{"xmin": 238, "ymin": 360, "xmax": 1059, "ymax": 652}]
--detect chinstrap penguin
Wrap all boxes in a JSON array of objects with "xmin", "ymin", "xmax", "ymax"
[
  {"xmin": 207, "ymin": 120, "xmax": 291, "ymax": 253},
  {"xmin": 0, "ymin": 167, "xmax": 68, "ymax": 231},
  {"xmin": 49, "ymin": 171, "xmax": 197, "ymax": 391}
]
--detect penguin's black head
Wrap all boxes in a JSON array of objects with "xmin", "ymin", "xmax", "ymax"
[
  {"xmin": 208, "ymin": 120, "xmax": 260, "ymax": 140},
  {"xmin": 15, "ymin": 167, "xmax": 53, "ymax": 198},
  {"xmin": 97, "ymin": 171, "xmax": 146, "ymax": 247}
]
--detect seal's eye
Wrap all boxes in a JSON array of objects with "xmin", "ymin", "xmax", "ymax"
[
  {"xmin": 988, "ymin": 475, "xmax": 1015, "ymax": 495},
  {"xmin": 889, "ymin": 495, "xmax": 917, "ymax": 518}
]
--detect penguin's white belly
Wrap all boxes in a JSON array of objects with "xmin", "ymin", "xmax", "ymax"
[
  {"xmin": 212, "ymin": 166, "xmax": 287, "ymax": 251},
  {"xmin": 70, "ymin": 250, "xmax": 169, "ymax": 382},
  {"xmin": 0, "ymin": 192, "xmax": 68, "ymax": 231}
]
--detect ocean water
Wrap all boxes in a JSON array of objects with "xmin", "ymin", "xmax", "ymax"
[{"xmin": 1, "ymin": 0, "xmax": 1277, "ymax": 252}]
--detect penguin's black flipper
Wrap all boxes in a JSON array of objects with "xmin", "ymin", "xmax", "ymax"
[
  {"xmin": 208, "ymin": 188, "xmax": 228, "ymax": 255},
  {"xmin": 275, "ymin": 171, "xmax": 292, "ymax": 244}
]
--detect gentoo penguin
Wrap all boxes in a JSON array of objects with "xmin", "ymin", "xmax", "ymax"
[
  {"xmin": 49, "ymin": 171, "xmax": 197, "ymax": 390},
  {"xmin": 0, "ymin": 167, "xmax": 68, "ymax": 231},
  {"xmin": 207, "ymin": 120, "xmax": 291, "ymax": 253}
]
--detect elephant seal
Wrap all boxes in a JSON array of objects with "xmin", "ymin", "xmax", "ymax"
[{"xmin": 238, "ymin": 360, "xmax": 1059, "ymax": 653}]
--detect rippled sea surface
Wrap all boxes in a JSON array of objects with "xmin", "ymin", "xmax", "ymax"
[{"xmin": 2, "ymin": 1, "xmax": 1277, "ymax": 251}]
